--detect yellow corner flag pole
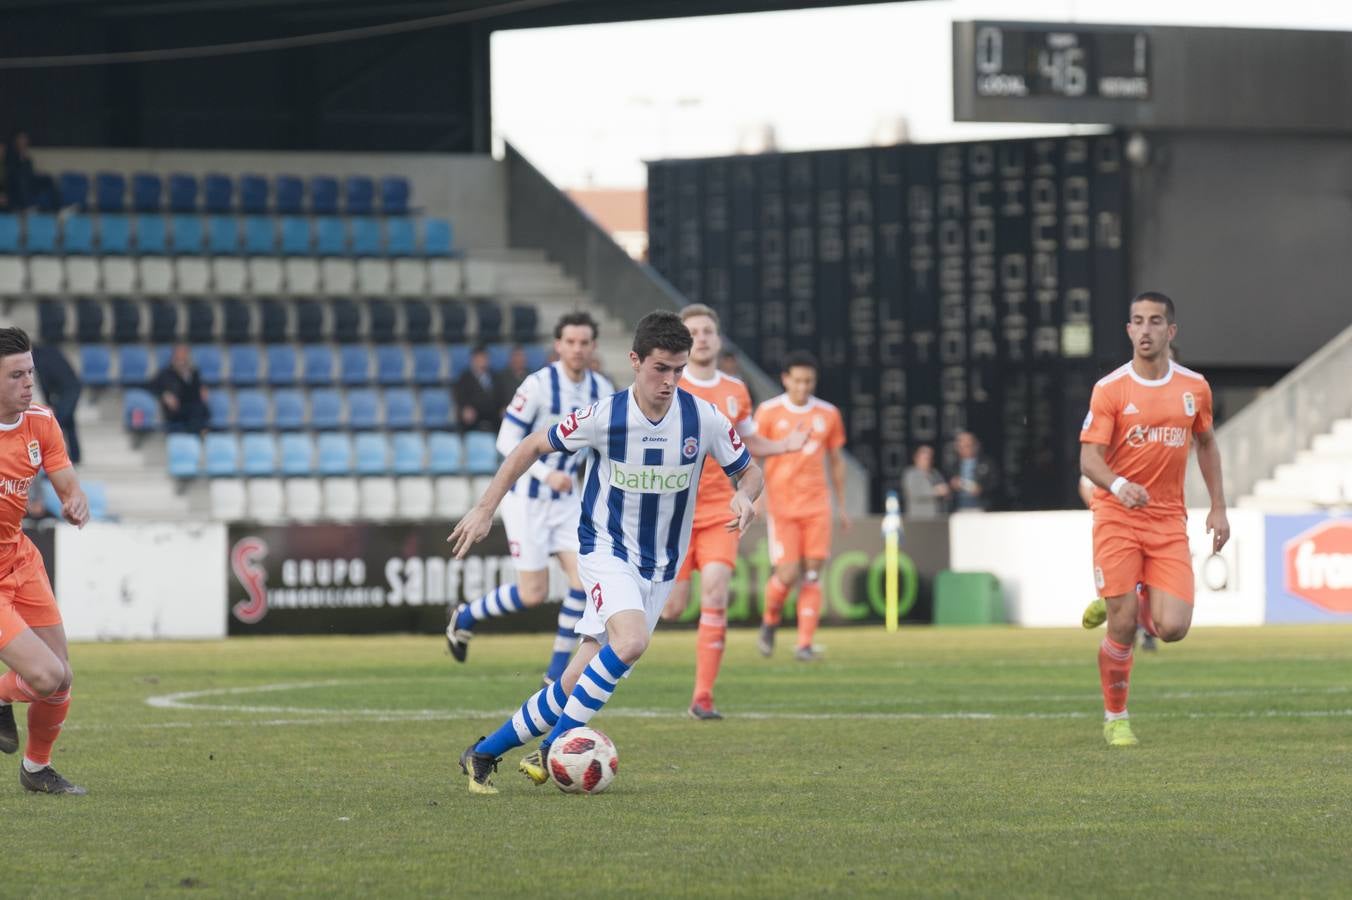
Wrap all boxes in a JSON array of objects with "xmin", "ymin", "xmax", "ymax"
[{"xmin": 882, "ymin": 490, "xmax": 902, "ymax": 633}]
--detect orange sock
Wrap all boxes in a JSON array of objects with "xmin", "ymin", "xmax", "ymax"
[
  {"xmin": 1098, "ymin": 637, "xmax": 1134, "ymax": 716},
  {"xmin": 24, "ymin": 689, "xmax": 69, "ymax": 766},
  {"xmin": 0, "ymin": 671, "xmax": 39, "ymax": 703},
  {"xmin": 692, "ymin": 607, "xmax": 727, "ymax": 708},
  {"xmin": 796, "ymin": 582, "xmax": 822, "ymax": 650},
  {"xmin": 763, "ymin": 576, "xmax": 789, "ymax": 627}
]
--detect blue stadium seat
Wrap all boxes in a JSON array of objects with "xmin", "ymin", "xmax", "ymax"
[
  {"xmin": 279, "ymin": 433, "xmax": 314, "ymax": 476},
  {"xmin": 220, "ymin": 297, "xmax": 250, "ymax": 344},
  {"xmin": 315, "ymin": 218, "xmax": 346, "ymax": 256},
  {"xmin": 339, "ymin": 346, "xmax": 371, "ymax": 386},
  {"xmin": 510, "ymin": 305, "xmax": 539, "ymax": 342},
  {"xmin": 295, "ymin": 300, "xmax": 324, "ymax": 342},
  {"xmin": 403, "ymin": 300, "xmax": 432, "ymax": 342},
  {"xmin": 316, "ymin": 433, "xmax": 353, "ymax": 476},
  {"xmin": 99, "ymin": 215, "xmax": 132, "ymax": 255},
  {"xmin": 207, "ymin": 216, "xmax": 239, "ymax": 255},
  {"xmin": 243, "ymin": 217, "xmax": 275, "ymax": 255},
  {"xmin": 374, "ymin": 346, "xmax": 407, "ymax": 385},
  {"xmin": 227, "ymin": 345, "xmax": 262, "ymax": 386},
  {"xmin": 279, "ymin": 217, "xmax": 312, "ymax": 256},
  {"xmin": 194, "ymin": 344, "xmax": 224, "ymax": 386},
  {"xmin": 203, "ymin": 174, "xmax": 233, "ymax": 214},
  {"xmin": 258, "ymin": 299, "xmax": 288, "ymax": 343},
  {"xmin": 350, "ymin": 217, "xmax": 381, "ymax": 256},
  {"xmin": 137, "ymin": 216, "xmax": 168, "ymax": 255},
  {"xmin": 310, "ymin": 389, "xmax": 343, "ymax": 429},
  {"xmin": 168, "ymin": 174, "xmax": 198, "ymax": 214},
  {"xmin": 239, "ymin": 174, "xmax": 269, "ymax": 215},
  {"xmin": 123, "ymin": 388, "xmax": 161, "ymax": 432},
  {"xmin": 367, "ymin": 299, "xmax": 397, "ymax": 343},
  {"xmin": 204, "ymin": 433, "xmax": 241, "ymax": 477},
  {"xmin": 411, "ymin": 345, "xmax": 444, "ymax": 385},
  {"xmin": 347, "ymin": 389, "xmax": 381, "ymax": 429},
  {"xmin": 62, "ymin": 214, "xmax": 95, "ymax": 254},
  {"xmin": 439, "ymin": 301, "xmax": 468, "ymax": 343},
  {"xmin": 206, "ymin": 391, "xmax": 231, "ymax": 429},
  {"xmin": 384, "ymin": 388, "xmax": 417, "ymax": 429},
  {"xmin": 391, "ymin": 432, "xmax": 425, "ymax": 476},
  {"xmin": 241, "ymin": 433, "xmax": 277, "ymax": 477},
  {"xmin": 265, "ymin": 345, "xmax": 297, "ymax": 386},
  {"xmin": 24, "ymin": 214, "xmax": 58, "ymax": 254},
  {"xmin": 310, "ymin": 176, "xmax": 338, "ymax": 215},
  {"xmin": 418, "ymin": 391, "xmax": 453, "ymax": 430},
  {"xmin": 344, "ymin": 176, "xmax": 374, "ymax": 215},
  {"xmin": 38, "ymin": 301, "xmax": 67, "ymax": 343},
  {"xmin": 0, "ymin": 214, "xmax": 19, "ymax": 253},
  {"xmin": 75, "ymin": 298, "xmax": 106, "ymax": 342},
  {"xmin": 149, "ymin": 299, "xmax": 179, "ymax": 343},
  {"xmin": 354, "ymin": 433, "xmax": 390, "ymax": 475},
  {"xmin": 464, "ymin": 432, "xmax": 499, "ymax": 475},
  {"xmin": 171, "ymin": 216, "xmax": 204, "ymax": 255},
  {"xmin": 448, "ymin": 345, "xmax": 472, "ymax": 380},
  {"xmin": 235, "ymin": 390, "xmax": 270, "ymax": 430},
  {"xmin": 422, "ymin": 218, "xmax": 453, "ymax": 257},
  {"xmin": 379, "ymin": 176, "xmax": 410, "ymax": 216},
  {"xmin": 488, "ymin": 343, "xmax": 510, "ymax": 372},
  {"xmin": 132, "ymin": 173, "xmax": 162, "ymax": 213},
  {"xmin": 167, "ymin": 434, "xmax": 202, "ymax": 478},
  {"xmin": 273, "ymin": 389, "xmax": 306, "ymax": 430},
  {"xmin": 154, "ymin": 344, "xmax": 174, "ymax": 371},
  {"xmin": 427, "ymin": 432, "xmax": 464, "ymax": 475},
  {"xmin": 475, "ymin": 300, "xmax": 503, "ymax": 342},
  {"xmin": 79, "ymin": 345, "xmax": 112, "ymax": 387},
  {"xmin": 385, "ymin": 218, "xmax": 415, "ymax": 256},
  {"xmin": 59, "ymin": 172, "xmax": 89, "ymax": 211},
  {"xmin": 117, "ymin": 345, "xmax": 151, "ymax": 385},
  {"xmin": 274, "ymin": 175, "xmax": 304, "ymax": 215},
  {"xmin": 302, "ymin": 345, "xmax": 335, "ymax": 385},
  {"xmin": 524, "ymin": 345, "xmax": 549, "ymax": 372},
  {"xmin": 96, "ymin": 172, "xmax": 127, "ymax": 213},
  {"xmin": 331, "ymin": 299, "xmax": 360, "ymax": 344}
]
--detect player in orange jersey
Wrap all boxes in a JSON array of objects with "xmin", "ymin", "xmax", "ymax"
[
  {"xmin": 0, "ymin": 327, "xmax": 90, "ymax": 794},
  {"xmin": 754, "ymin": 351, "xmax": 850, "ymax": 662},
  {"xmin": 661, "ymin": 305, "xmax": 806, "ymax": 719},
  {"xmin": 1080, "ymin": 292, "xmax": 1229, "ymax": 748}
]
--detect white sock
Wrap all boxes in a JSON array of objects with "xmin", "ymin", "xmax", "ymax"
[
  {"xmin": 22, "ymin": 757, "xmax": 47, "ymax": 773},
  {"xmin": 1104, "ymin": 710, "xmax": 1130, "ymax": 722}
]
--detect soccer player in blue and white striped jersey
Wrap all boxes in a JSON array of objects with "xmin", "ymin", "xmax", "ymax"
[
  {"xmin": 445, "ymin": 312, "xmax": 613, "ymax": 684},
  {"xmin": 449, "ymin": 311, "xmax": 763, "ymax": 794}
]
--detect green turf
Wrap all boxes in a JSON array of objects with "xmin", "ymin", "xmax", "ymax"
[{"xmin": 7, "ymin": 625, "xmax": 1351, "ymax": 898}]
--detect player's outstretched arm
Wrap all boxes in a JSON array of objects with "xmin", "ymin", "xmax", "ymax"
[
  {"xmin": 447, "ymin": 429, "xmax": 557, "ymax": 558},
  {"xmin": 827, "ymin": 446, "xmax": 852, "ymax": 531},
  {"xmin": 742, "ymin": 425, "xmax": 807, "ymax": 458},
  {"xmin": 1080, "ymin": 443, "xmax": 1148, "ymax": 509},
  {"xmin": 1194, "ymin": 428, "xmax": 1230, "ymax": 551},
  {"xmin": 725, "ymin": 463, "xmax": 764, "ymax": 533},
  {"xmin": 47, "ymin": 467, "xmax": 89, "ymax": 528}
]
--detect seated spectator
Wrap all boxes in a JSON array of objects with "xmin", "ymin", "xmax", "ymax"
[
  {"xmin": 151, "ymin": 344, "xmax": 210, "ymax": 434},
  {"xmin": 903, "ymin": 444, "xmax": 950, "ymax": 520},
  {"xmin": 453, "ymin": 345, "xmax": 500, "ymax": 433},
  {"xmin": 33, "ymin": 344, "xmax": 82, "ymax": 464},
  {"xmin": 5, "ymin": 132, "xmax": 59, "ymax": 212},
  {"xmin": 945, "ymin": 430, "xmax": 1000, "ymax": 511},
  {"xmin": 494, "ymin": 344, "xmax": 530, "ymax": 414}
]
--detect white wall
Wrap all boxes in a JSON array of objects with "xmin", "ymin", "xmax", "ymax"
[
  {"xmin": 56, "ymin": 521, "xmax": 227, "ymax": 640},
  {"xmin": 949, "ymin": 510, "xmax": 1266, "ymax": 627}
]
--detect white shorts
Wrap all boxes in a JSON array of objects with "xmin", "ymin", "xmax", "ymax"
[
  {"xmin": 500, "ymin": 490, "xmax": 581, "ymax": 572},
  {"xmin": 574, "ymin": 552, "xmax": 674, "ymax": 642}
]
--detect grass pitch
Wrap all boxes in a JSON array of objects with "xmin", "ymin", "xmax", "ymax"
[{"xmin": 8, "ymin": 625, "xmax": 1351, "ymax": 898}]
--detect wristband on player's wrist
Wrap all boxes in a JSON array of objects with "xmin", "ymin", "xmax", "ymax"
[{"xmin": 1109, "ymin": 476, "xmax": 1128, "ymax": 498}]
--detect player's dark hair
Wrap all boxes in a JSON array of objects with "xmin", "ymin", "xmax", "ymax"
[
  {"xmin": 0, "ymin": 327, "xmax": 32, "ymax": 359},
  {"xmin": 1130, "ymin": 291, "xmax": 1175, "ymax": 323},
  {"xmin": 632, "ymin": 310, "xmax": 693, "ymax": 361},
  {"xmin": 554, "ymin": 310, "xmax": 598, "ymax": 341},
  {"xmin": 782, "ymin": 350, "xmax": 819, "ymax": 373}
]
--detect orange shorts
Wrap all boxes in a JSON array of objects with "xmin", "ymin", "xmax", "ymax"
[
  {"xmin": 768, "ymin": 513, "xmax": 832, "ymax": 566},
  {"xmin": 0, "ymin": 536, "xmax": 62, "ymax": 651},
  {"xmin": 676, "ymin": 521, "xmax": 742, "ymax": 583},
  {"xmin": 1092, "ymin": 515, "xmax": 1194, "ymax": 604}
]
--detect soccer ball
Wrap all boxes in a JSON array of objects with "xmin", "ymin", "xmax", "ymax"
[{"xmin": 547, "ymin": 727, "xmax": 618, "ymax": 794}]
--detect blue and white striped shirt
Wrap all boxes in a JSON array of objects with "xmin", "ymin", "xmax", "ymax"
[
  {"xmin": 498, "ymin": 362, "xmax": 613, "ymax": 500},
  {"xmin": 547, "ymin": 387, "xmax": 751, "ymax": 582}
]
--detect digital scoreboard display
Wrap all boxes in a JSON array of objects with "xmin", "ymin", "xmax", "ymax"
[{"xmin": 972, "ymin": 23, "xmax": 1150, "ymax": 101}]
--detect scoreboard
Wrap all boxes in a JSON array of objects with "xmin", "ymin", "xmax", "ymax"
[{"xmin": 648, "ymin": 135, "xmax": 1129, "ymax": 512}]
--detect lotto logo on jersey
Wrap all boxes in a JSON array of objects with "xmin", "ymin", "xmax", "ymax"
[
  {"xmin": 590, "ymin": 582, "xmax": 604, "ymax": 611},
  {"xmin": 727, "ymin": 426, "xmax": 743, "ymax": 452},
  {"xmin": 1284, "ymin": 520, "xmax": 1352, "ymax": 614},
  {"xmin": 510, "ymin": 391, "xmax": 528, "ymax": 413},
  {"xmin": 559, "ymin": 411, "xmax": 581, "ymax": 438},
  {"xmin": 609, "ymin": 461, "xmax": 692, "ymax": 494}
]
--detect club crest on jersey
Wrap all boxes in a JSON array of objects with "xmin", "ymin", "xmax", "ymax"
[
  {"xmin": 26, "ymin": 441, "xmax": 40, "ymax": 467},
  {"xmin": 726, "ymin": 397, "xmax": 739, "ymax": 419},
  {"xmin": 682, "ymin": 436, "xmax": 699, "ymax": 459},
  {"xmin": 1182, "ymin": 392, "xmax": 1196, "ymax": 416},
  {"xmin": 812, "ymin": 415, "xmax": 826, "ymax": 433}
]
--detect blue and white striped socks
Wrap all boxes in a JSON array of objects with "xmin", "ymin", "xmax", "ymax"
[
  {"xmin": 456, "ymin": 584, "xmax": 524, "ymax": 631},
  {"xmin": 477, "ymin": 681, "xmax": 568, "ymax": 758},
  {"xmin": 544, "ymin": 587, "xmax": 587, "ymax": 683},
  {"xmin": 544, "ymin": 645, "xmax": 630, "ymax": 746}
]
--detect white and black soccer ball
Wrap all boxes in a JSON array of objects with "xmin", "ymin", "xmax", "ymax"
[{"xmin": 547, "ymin": 727, "xmax": 618, "ymax": 795}]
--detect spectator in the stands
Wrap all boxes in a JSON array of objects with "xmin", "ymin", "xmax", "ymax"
[
  {"xmin": 151, "ymin": 344, "xmax": 210, "ymax": 434},
  {"xmin": 32, "ymin": 344, "xmax": 82, "ymax": 464},
  {"xmin": 5, "ymin": 132, "xmax": 59, "ymax": 212},
  {"xmin": 453, "ymin": 345, "xmax": 500, "ymax": 433},
  {"xmin": 902, "ymin": 444, "xmax": 950, "ymax": 520},
  {"xmin": 946, "ymin": 430, "xmax": 1000, "ymax": 512},
  {"xmin": 494, "ymin": 344, "xmax": 531, "ymax": 414}
]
